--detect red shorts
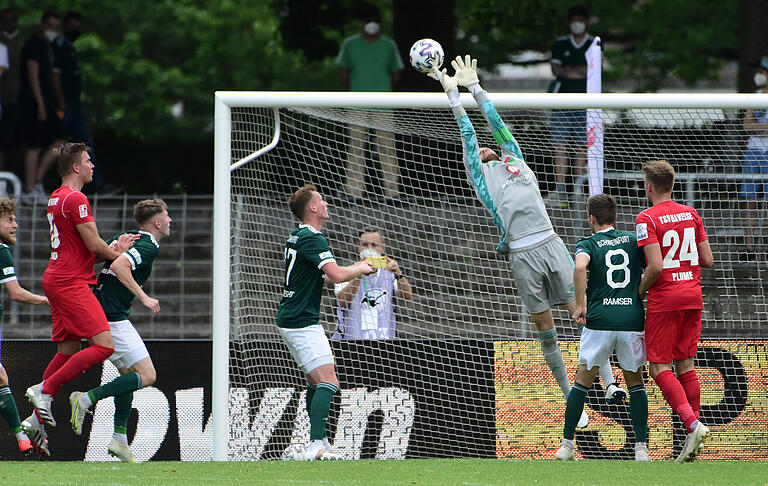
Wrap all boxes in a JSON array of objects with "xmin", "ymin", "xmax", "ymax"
[
  {"xmin": 44, "ymin": 280, "xmax": 109, "ymax": 341},
  {"xmin": 645, "ymin": 309, "xmax": 702, "ymax": 363}
]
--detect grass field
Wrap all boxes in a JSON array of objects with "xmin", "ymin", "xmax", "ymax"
[{"xmin": 2, "ymin": 459, "xmax": 766, "ymax": 486}]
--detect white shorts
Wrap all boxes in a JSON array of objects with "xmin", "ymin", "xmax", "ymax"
[
  {"xmin": 278, "ymin": 325, "xmax": 334, "ymax": 374},
  {"xmin": 578, "ymin": 328, "xmax": 646, "ymax": 373},
  {"xmin": 108, "ymin": 320, "xmax": 150, "ymax": 369}
]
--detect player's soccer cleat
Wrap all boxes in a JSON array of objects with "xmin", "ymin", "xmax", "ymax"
[
  {"xmin": 22, "ymin": 416, "xmax": 50, "ymax": 458},
  {"xmin": 634, "ymin": 442, "xmax": 651, "ymax": 462},
  {"xmin": 18, "ymin": 438, "xmax": 33, "ymax": 455},
  {"xmin": 555, "ymin": 438, "xmax": 576, "ymax": 461},
  {"xmin": 26, "ymin": 383, "xmax": 55, "ymax": 427},
  {"xmin": 576, "ymin": 410, "xmax": 589, "ymax": 429},
  {"xmin": 108, "ymin": 438, "xmax": 140, "ymax": 463},
  {"xmin": 69, "ymin": 391, "xmax": 92, "ymax": 435},
  {"xmin": 302, "ymin": 440, "xmax": 343, "ymax": 461},
  {"xmin": 675, "ymin": 422, "xmax": 710, "ymax": 463},
  {"xmin": 604, "ymin": 383, "xmax": 627, "ymax": 405}
]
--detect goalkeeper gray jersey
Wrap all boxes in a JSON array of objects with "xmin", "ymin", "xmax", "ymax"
[{"xmin": 452, "ymin": 89, "xmax": 552, "ymax": 252}]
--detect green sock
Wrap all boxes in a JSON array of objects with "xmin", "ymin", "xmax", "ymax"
[
  {"xmin": 306, "ymin": 382, "xmax": 317, "ymax": 415},
  {"xmin": 629, "ymin": 385, "xmax": 649, "ymax": 443},
  {"xmin": 0, "ymin": 386, "xmax": 23, "ymax": 432},
  {"xmin": 114, "ymin": 391, "xmax": 134, "ymax": 434},
  {"xmin": 88, "ymin": 372, "xmax": 142, "ymax": 405},
  {"xmin": 309, "ymin": 382, "xmax": 338, "ymax": 441},
  {"xmin": 563, "ymin": 382, "xmax": 589, "ymax": 440}
]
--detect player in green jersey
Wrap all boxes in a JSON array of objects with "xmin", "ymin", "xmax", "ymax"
[
  {"xmin": 278, "ymin": 184, "xmax": 374, "ymax": 461},
  {"xmin": 556, "ymin": 194, "xmax": 650, "ymax": 462},
  {"xmin": 0, "ymin": 197, "xmax": 49, "ymax": 456},
  {"xmin": 68, "ymin": 198, "xmax": 170, "ymax": 463}
]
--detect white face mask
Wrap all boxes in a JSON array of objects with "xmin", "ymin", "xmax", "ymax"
[
  {"xmin": 43, "ymin": 30, "xmax": 58, "ymax": 42},
  {"xmin": 2, "ymin": 29, "xmax": 18, "ymax": 39},
  {"xmin": 570, "ymin": 21, "xmax": 586, "ymax": 35},
  {"xmin": 754, "ymin": 73, "xmax": 767, "ymax": 87},
  {"xmin": 360, "ymin": 248, "xmax": 381, "ymax": 260},
  {"xmin": 363, "ymin": 21, "xmax": 380, "ymax": 36}
]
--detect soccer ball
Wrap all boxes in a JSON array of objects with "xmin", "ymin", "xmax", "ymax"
[{"xmin": 409, "ymin": 38, "xmax": 444, "ymax": 74}]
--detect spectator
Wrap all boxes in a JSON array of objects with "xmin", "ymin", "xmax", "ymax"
[
  {"xmin": 18, "ymin": 10, "xmax": 66, "ymax": 204},
  {"xmin": 0, "ymin": 8, "xmax": 21, "ymax": 177},
  {"xmin": 740, "ymin": 56, "xmax": 768, "ymax": 260},
  {"xmin": 333, "ymin": 228, "xmax": 412, "ymax": 340},
  {"xmin": 337, "ymin": 6, "xmax": 403, "ymax": 201},
  {"xmin": 548, "ymin": 5, "xmax": 594, "ymax": 206}
]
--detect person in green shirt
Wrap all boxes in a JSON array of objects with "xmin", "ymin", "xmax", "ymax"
[
  {"xmin": 336, "ymin": 7, "xmax": 403, "ymax": 201},
  {"xmin": 67, "ymin": 198, "xmax": 171, "ymax": 463},
  {"xmin": 278, "ymin": 184, "xmax": 373, "ymax": 461},
  {"xmin": 0, "ymin": 197, "xmax": 48, "ymax": 457},
  {"xmin": 556, "ymin": 194, "xmax": 649, "ymax": 462}
]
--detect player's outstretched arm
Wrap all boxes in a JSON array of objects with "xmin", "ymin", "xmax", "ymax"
[
  {"xmin": 323, "ymin": 260, "xmax": 374, "ymax": 284},
  {"xmin": 3, "ymin": 280, "xmax": 48, "ymax": 305}
]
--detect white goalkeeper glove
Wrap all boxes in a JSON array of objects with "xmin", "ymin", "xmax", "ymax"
[
  {"xmin": 428, "ymin": 67, "xmax": 458, "ymax": 93},
  {"xmin": 451, "ymin": 55, "xmax": 479, "ymax": 88}
]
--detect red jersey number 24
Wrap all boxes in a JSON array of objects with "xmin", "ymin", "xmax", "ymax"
[{"xmin": 661, "ymin": 227, "xmax": 698, "ymax": 269}]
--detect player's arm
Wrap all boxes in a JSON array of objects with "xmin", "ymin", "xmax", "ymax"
[
  {"xmin": 638, "ymin": 243, "xmax": 663, "ymax": 298},
  {"xmin": 697, "ymin": 239, "xmax": 714, "ymax": 268},
  {"xmin": 26, "ymin": 58, "xmax": 46, "ymax": 121},
  {"xmin": 323, "ymin": 260, "xmax": 374, "ymax": 284},
  {"xmin": 3, "ymin": 280, "xmax": 48, "ymax": 305},
  {"xmin": 76, "ymin": 222, "xmax": 137, "ymax": 262},
  {"xmin": 336, "ymin": 276, "xmax": 362, "ymax": 306},
  {"xmin": 385, "ymin": 256, "xmax": 412, "ymax": 301},
  {"xmin": 572, "ymin": 253, "xmax": 589, "ymax": 325},
  {"xmin": 110, "ymin": 254, "xmax": 160, "ymax": 316}
]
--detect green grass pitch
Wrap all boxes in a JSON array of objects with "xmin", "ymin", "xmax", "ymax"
[{"xmin": 2, "ymin": 459, "xmax": 766, "ymax": 486}]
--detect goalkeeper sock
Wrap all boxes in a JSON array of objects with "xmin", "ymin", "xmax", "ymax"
[
  {"xmin": 598, "ymin": 362, "xmax": 617, "ymax": 390},
  {"xmin": 654, "ymin": 369, "xmax": 697, "ymax": 433},
  {"xmin": 0, "ymin": 386, "xmax": 23, "ymax": 434},
  {"xmin": 306, "ymin": 382, "xmax": 317, "ymax": 415},
  {"xmin": 88, "ymin": 372, "xmax": 143, "ymax": 405},
  {"xmin": 309, "ymin": 382, "xmax": 338, "ymax": 441},
  {"xmin": 563, "ymin": 382, "xmax": 588, "ymax": 440},
  {"xmin": 678, "ymin": 370, "xmax": 701, "ymax": 420},
  {"xmin": 539, "ymin": 329, "xmax": 571, "ymax": 398},
  {"xmin": 113, "ymin": 391, "xmax": 134, "ymax": 439},
  {"xmin": 629, "ymin": 385, "xmax": 649, "ymax": 443}
]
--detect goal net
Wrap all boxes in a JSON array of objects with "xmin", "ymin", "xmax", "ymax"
[{"xmin": 212, "ymin": 92, "xmax": 768, "ymax": 462}]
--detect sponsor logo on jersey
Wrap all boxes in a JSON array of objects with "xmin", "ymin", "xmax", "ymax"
[
  {"xmin": 603, "ymin": 297, "xmax": 633, "ymax": 305},
  {"xmin": 505, "ymin": 165, "xmax": 520, "ymax": 175},
  {"xmin": 128, "ymin": 247, "xmax": 142, "ymax": 265},
  {"xmin": 79, "ymin": 204, "xmax": 88, "ymax": 218},
  {"xmin": 48, "ymin": 197, "xmax": 59, "ymax": 206},
  {"xmin": 287, "ymin": 236, "xmax": 298, "ymax": 244},
  {"xmin": 2, "ymin": 266, "xmax": 14, "ymax": 275},
  {"xmin": 283, "ymin": 290, "xmax": 295, "ymax": 298},
  {"xmin": 636, "ymin": 223, "xmax": 648, "ymax": 241},
  {"xmin": 319, "ymin": 251, "xmax": 333, "ymax": 260}
]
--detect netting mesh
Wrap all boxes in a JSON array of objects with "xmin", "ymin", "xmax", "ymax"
[{"xmin": 224, "ymin": 100, "xmax": 767, "ymax": 460}]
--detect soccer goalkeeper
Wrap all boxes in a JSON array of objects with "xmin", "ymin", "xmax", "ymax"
[{"xmin": 430, "ymin": 56, "xmax": 625, "ymax": 422}]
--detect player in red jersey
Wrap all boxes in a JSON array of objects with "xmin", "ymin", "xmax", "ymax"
[
  {"xmin": 635, "ymin": 159, "xmax": 714, "ymax": 463},
  {"xmin": 23, "ymin": 143, "xmax": 137, "ymax": 451}
]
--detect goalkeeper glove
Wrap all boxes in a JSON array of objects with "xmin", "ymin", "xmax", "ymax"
[
  {"xmin": 428, "ymin": 67, "xmax": 458, "ymax": 93},
  {"xmin": 451, "ymin": 55, "xmax": 479, "ymax": 88}
]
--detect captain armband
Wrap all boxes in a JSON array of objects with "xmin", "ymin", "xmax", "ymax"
[{"xmin": 492, "ymin": 126, "xmax": 514, "ymax": 145}]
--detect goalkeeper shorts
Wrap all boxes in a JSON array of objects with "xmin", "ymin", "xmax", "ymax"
[{"xmin": 508, "ymin": 234, "xmax": 575, "ymax": 314}]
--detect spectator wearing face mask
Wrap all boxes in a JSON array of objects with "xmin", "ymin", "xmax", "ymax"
[
  {"xmin": 739, "ymin": 56, "xmax": 768, "ymax": 260},
  {"xmin": 546, "ymin": 5, "xmax": 594, "ymax": 207},
  {"xmin": 336, "ymin": 6, "xmax": 403, "ymax": 202},
  {"xmin": 332, "ymin": 228, "xmax": 412, "ymax": 340},
  {"xmin": 18, "ymin": 10, "xmax": 66, "ymax": 204}
]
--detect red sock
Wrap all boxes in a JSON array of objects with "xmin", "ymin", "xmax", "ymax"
[
  {"xmin": 678, "ymin": 370, "xmax": 701, "ymax": 420},
  {"xmin": 654, "ymin": 369, "xmax": 697, "ymax": 433},
  {"xmin": 43, "ymin": 353, "xmax": 73, "ymax": 382},
  {"xmin": 41, "ymin": 345, "xmax": 113, "ymax": 396}
]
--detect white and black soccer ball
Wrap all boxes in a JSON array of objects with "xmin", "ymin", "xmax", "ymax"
[
  {"xmin": 409, "ymin": 38, "xmax": 444, "ymax": 74},
  {"xmin": 283, "ymin": 443, "xmax": 306, "ymax": 461}
]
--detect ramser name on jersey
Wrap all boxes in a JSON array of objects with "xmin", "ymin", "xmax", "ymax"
[{"xmin": 603, "ymin": 297, "xmax": 633, "ymax": 305}]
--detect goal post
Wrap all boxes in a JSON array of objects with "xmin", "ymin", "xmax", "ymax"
[{"xmin": 212, "ymin": 91, "xmax": 768, "ymax": 462}]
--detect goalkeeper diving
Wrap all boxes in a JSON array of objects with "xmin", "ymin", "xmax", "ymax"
[{"xmin": 429, "ymin": 56, "xmax": 626, "ymax": 420}]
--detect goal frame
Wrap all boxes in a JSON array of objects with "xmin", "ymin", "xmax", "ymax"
[{"xmin": 212, "ymin": 91, "xmax": 768, "ymax": 461}]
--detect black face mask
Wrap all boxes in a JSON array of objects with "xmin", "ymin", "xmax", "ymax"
[{"xmin": 64, "ymin": 29, "xmax": 80, "ymax": 42}]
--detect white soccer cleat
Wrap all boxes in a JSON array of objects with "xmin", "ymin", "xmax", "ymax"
[
  {"xmin": 635, "ymin": 442, "xmax": 651, "ymax": 462},
  {"xmin": 302, "ymin": 440, "xmax": 343, "ymax": 461},
  {"xmin": 108, "ymin": 438, "xmax": 140, "ymax": 463},
  {"xmin": 21, "ymin": 415, "xmax": 50, "ymax": 458},
  {"xmin": 555, "ymin": 438, "xmax": 576, "ymax": 461},
  {"xmin": 675, "ymin": 422, "xmax": 710, "ymax": 463},
  {"xmin": 605, "ymin": 383, "xmax": 627, "ymax": 405},
  {"xmin": 577, "ymin": 410, "xmax": 589, "ymax": 429},
  {"xmin": 26, "ymin": 383, "xmax": 56, "ymax": 427},
  {"xmin": 69, "ymin": 391, "xmax": 91, "ymax": 436}
]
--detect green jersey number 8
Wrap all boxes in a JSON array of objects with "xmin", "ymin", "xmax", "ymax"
[{"xmin": 605, "ymin": 248, "xmax": 630, "ymax": 289}]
